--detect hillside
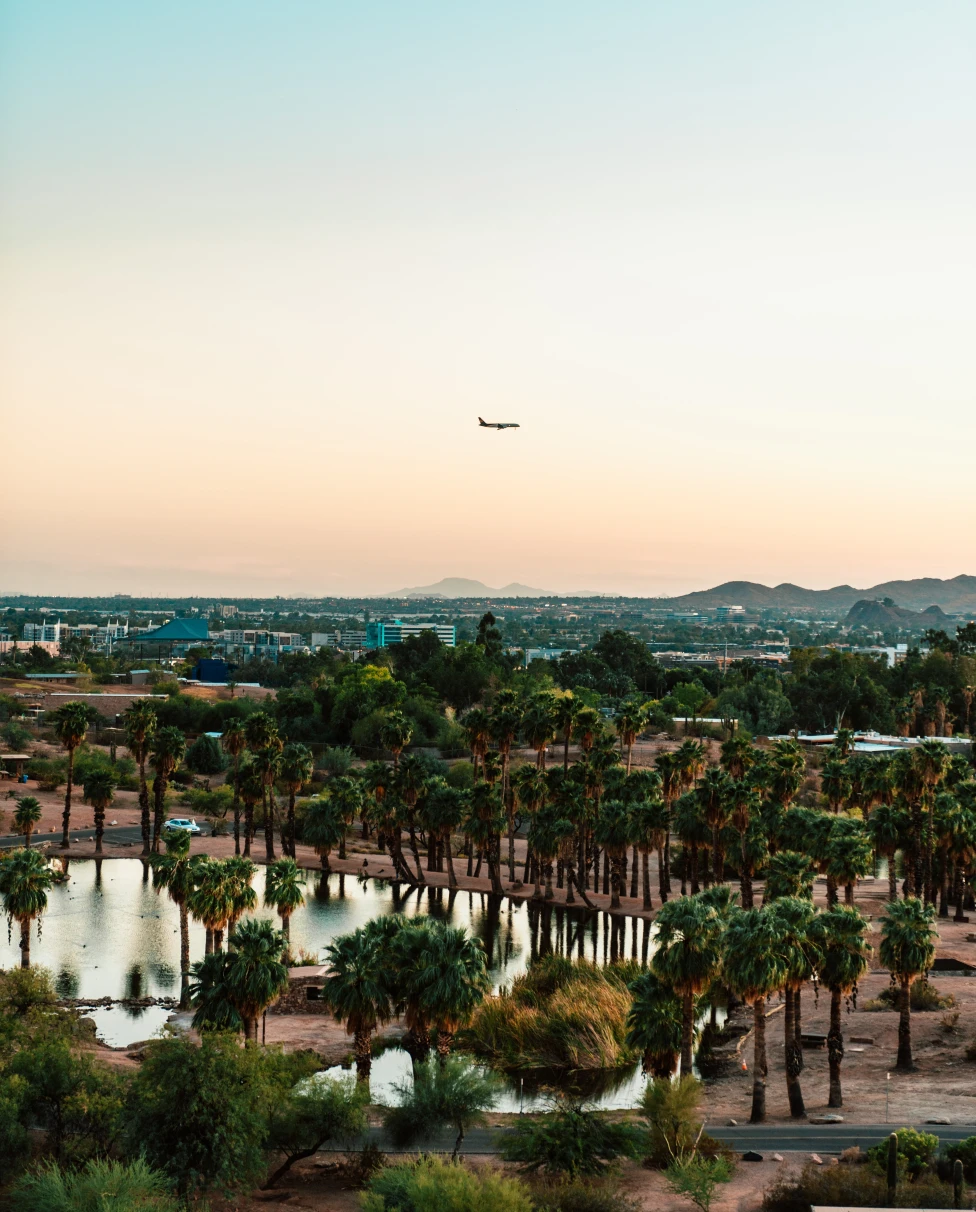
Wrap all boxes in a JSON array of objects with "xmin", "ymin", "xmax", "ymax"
[
  {"xmin": 666, "ymin": 575, "xmax": 976, "ymax": 614},
  {"xmin": 844, "ymin": 599, "xmax": 951, "ymax": 629}
]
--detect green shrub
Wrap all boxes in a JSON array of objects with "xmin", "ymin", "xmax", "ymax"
[
  {"xmin": 2, "ymin": 721, "xmax": 32, "ymax": 750},
  {"xmin": 446, "ymin": 761, "xmax": 476, "ymax": 789},
  {"xmin": 944, "ymin": 1135, "xmax": 976, "ymax": 1180},
  {"xmin": 762, "ymin": 1160, "xmax": 960, "ymax": 1210},
  {"xmin": 532, "ymin": 1179, "xmax": 639, "ymax": 1212},
  {"xmin": 666, "ymin": 1155, "xmax": 733, "ymax": 1212},
  {"xmin": 74, "ymin": 747, "xmax": 137, "ymax": 792},
  {"xmin": 184, "ymin": 734, "xmax": 226, "ymax": 774},
  {"xmin": 320, "ymin": 745, "xmax": 355, "ymax": 776},
  {"xmin": 465, "ymin": 957, "xmax": 639, "ymax": 1071},
  {"xmin": 866, "ymin": 1127, "xmax": 939, "ymax": 1178},
  {"xmin": 381, "ymin": 1056, "xmax": 500, "ymax": 1160},
  {"xmin": 498, "ymin": 1102, "xmax": 643, "ymax": 1178},
  {"xmin": 27, "ymin": 756, "xmax": 66, "ymax": 791},
  {"xmin": 362, "ymin": 1156, "xmax": 533, "ymax": 1211},
  {"xmin": 641, "ymin": 1076, "xmax": 703, "ymax": 1167},
  {"xmin": 7, "ymin": 1158, "xmax": 180, "ymax": 1212},
  {"xmin": 865, "ymin": 979, "xmax": 953, "ymax": 1012}
]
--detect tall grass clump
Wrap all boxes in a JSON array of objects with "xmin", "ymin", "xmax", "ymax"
[{"xmin": 463, "ymin": 956, "xmax": 640, "ymax": 1071}]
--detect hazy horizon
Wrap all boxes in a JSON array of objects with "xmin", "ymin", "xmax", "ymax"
[{"xmin": 3, "ymin": 3, "xmax": 974, "ymax": 597}]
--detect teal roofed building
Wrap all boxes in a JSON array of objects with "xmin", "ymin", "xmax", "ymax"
[{"xmin": 114, "ymin": 617, "xmax": 210, "ymax": 657}]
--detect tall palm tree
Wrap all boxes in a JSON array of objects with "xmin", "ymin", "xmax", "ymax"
[
  {"xmin": 768, "ymin": 739, "xmax": 805, "ymax": 809},
  {"xmin": 626, "ymin": 971, "xmax": 685, "ymax": 1078},
  {"xmin": 913, "ymin": 740, "xmax": 951, "ymax": 901},
  {"xmin": 151, "ymin": 828, "xmax": 205, "ymax": 1008},
  {"xmin": 254, "ymin": 745, "xmax": 283, "ymax": 862},
  {"xmin": 223, "ymin": 855, "xmax": 258, "ymax": 937},
  {"xmin": 554, "ymin": 693, "xmax": 579, "ymax": 771},
  {"xmin": 323, "ymin": 922, "xmax": 395, "ymax": 1079},
  {"xmin": 820, "ymin": 759, "xmax": 852, "ymax": 815},
  {"xmin": 763, "ymin": 851, "xmax": 815, "ymax": 902},
  {"xmin": 654, "ymin": 751, "xmax": 684, "ymax": 900},
  {"xmin": 187, "ymin": 860, "xmax": 235, "ymax": 954},
  {"xmin": 0, "ymin": 847, "xmax": 56, "ymax": 967},
  {"xmin": 811, "ymin": 905, "xmax": 871, "ymax": 1107},
  {"xmin": 826, "ymin": 817, "xmax": 874, "ymax": 906},
  {"xmin": 615, "ymin": 702, "xmax": 648, "ymax": 775},
  {"xmin": 728, "ymin": 779, "xmax": 761, "ymax": 907},
  {"xmin": 406, "ymin": 923, "xmax": 490, "ymax": 1057},
  {"xmin": 12, "ymin": 796, "xmax": 42, "ymax": 849},
  {"xmin": 523, "ymin": 694, "xmax": 557, "ymax": 770},
  {"xmin": 149, "ymin": 726, "xmax": 187, "ymax": 853},
  {"xmin": 879, "ymin": 897, "xmax": 937, "ymax": 1071},
  {"xmin": 51, "ymin": 700, "xmax": 100, "ymax": 848},
  {"xmin": 83, "ymin": 768, "xmax": 117, "ymax": 854},
  {"xmin": 423, "ymin": 785, "xmax": 467, "ymax": 889},
  {"xmin": 303, "ymin": 798, "xmax": 347, "ymax": 875},
  {"xmin": 868, "ymin": 801, "xmax": 910, "ymax": 902},
  {"xmin": 264, "ymin": 857, "xmax": 305, "ymax": 948},
  {"xmin": 380, "ymin": 712, "xmax": 413, "ymax": 769},
  {"xmin": 594, "ymin": 799, "xmax": 634, "ymax": 909},
  {"xmin": 723, "ymin": 907, "xmax": 787, "ymax": 1123},
  {"xmin": 123, "ymin": 699, "xmax": 157, "ymax": 856},
  {"xmin": 768, "ymin": 897, "xmax": 817, "ymax": 1118},
  {"xmin": 652, "ymin": 893, "xmax": 724, "ymax": 1075},
  {"xmin": 720, "ymin": 736, "xmax": 758, "ymax": 781},
  {"xmin": 279, "ymin": 743, "xmax": 314, "ymax": 858},
  {"xmin": 491, "ymin": 693, "xmax": 523, "ymax": 883},
  {"xmin": 464, "ymin": 791, "xmax": 506, "ymax": 896},
  {"xmin": 221, "ymin": 719, "xmax": 247, "ymax": 855},
  {"xmin": 462, "ymin": 708, "xmax": 491, "ymax": 780},
  {"xmin": 527, "ymin": 807, "xmax": 572, "ymax": 901},
  {"xmin": 697, "ymin": 766, "xmax": 732, "ymax": 884},
  {"xmin": 329, "ymin": 774, "xmax": 363, "ymax": 862},
  {"xmin": 238, "ymin": 761, "xmax": 264, "ymax": 858},
  {"xmin": 394, "ymin": 756, "xmax": 428, "ymax": 882},
  {"xmin": 190, "ymin": 917, "xmax": 289, "ymax": 1042}
]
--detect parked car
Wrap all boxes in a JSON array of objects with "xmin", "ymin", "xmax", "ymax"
[{"xmin": 162, "ymin": 818, "xmax": 202, "ymax": 835}]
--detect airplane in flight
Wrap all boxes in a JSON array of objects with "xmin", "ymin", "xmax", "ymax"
[{"xmin": 478, "ymin": 417, "xmax": 520, "ymax": 430}]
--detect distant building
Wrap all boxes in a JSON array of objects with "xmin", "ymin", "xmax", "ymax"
[
  {"xmin": 312, "ymin": 631, "xmax": 368, "ymax": 651},
  {"xmin": 216, "ymin": 604, "xmax": 239, "ymax": 618},
  {"xmin": 714, "ymin": 605, "xmax": 746, "ymax": 621},
  {"xmin": 217, "ymin": 629, "xmax": 307, "ymax": 662},
  {"xmin": 365, "ymin": 621, "xmax": 456, "ymax": 649},
  {"xmin": 113, "ymin": 618, "xmax": 210, "ymax": 658}
]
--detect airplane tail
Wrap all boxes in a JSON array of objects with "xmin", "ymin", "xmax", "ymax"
[{"xmin": 478, "ymin": 417, "xmax": 487, "ymax": 426}]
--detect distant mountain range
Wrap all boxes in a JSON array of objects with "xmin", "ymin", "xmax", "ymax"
[
  {"xmin": 382, "ymin": 577, "xmax": 601, "ymax": 599},
  {"xmin": 666, "ymin": 575, "xmax": 976, "ymax": 614},
  {"xmin": 845, "ymin": 600, "xmax": 951, "ymax": 629}
]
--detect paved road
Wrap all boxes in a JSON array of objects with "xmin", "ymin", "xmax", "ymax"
[
  {"xmin": 319, "ymin": 1121, "xmax": 976, "ymax": 1157},
  {"xmin": 0, "ymin": 824, "xmax": 145, "ymax": 850}
]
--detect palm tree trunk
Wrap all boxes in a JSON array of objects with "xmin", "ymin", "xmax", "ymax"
[
  {"xmin": 629, "ymin": 845, "xmax": 639, "ymax": 898},
  {"xmin": 750, "ymin": 996, "xmax": 767, "ymax": 1123},
  {"xmin": 939, "ymin": 853, "xmax": 950, "ymax": 918},
  {"xmin": 954, "ymin": 867, "xmax": 966, "ymax": 923},
  {"xmin": 626, "ymin": 740, "xmax": 634, "ymax": 776},
  {"xmin": 845, "ymin": 882, "xmax": 855, "ymax": 907},
  {"xmin": 94, "ymin": 805, "xmax": 105, "ymax": 854},
  {"xmin": 407, "ymin": 824, "xmax": 425, "ymax": 883},
  {"xmin": 355, "ymin": 1028, "xmax": 372, "ymax": 1080},
  {"xmin": 19, "ymin": 918, "xmax": 30, "ymax": 968},
  {"xmin": 139, "ymin": 756, "xmax": 151, "ymax": 856},
  {"xmin": 320, "ymin": 850, "xmax": 331, "ymax": 874},
  {"xmin": 545, "ymin": 862, "xmax": 554, "ymax": 900},
  {"xmin": 244, "ymin": 802, "xmax": 253, "ymax": 857},
  {"xmin": 61, "ymin": 746, "xmax": 75, "ymax": 848},
  {"xmin": 784, "ymin": 989, "xmax": 806, "ymax": 1118},
  {"xmin": 794, "ymin": 987, "xmax": 803, "ymax": 1067},
  {"xmin": 281, "ymin": 913, "xmax": 290, "ymax": 945},
  {"xmin": 232, "ymin": 757, "xmax": 241, "ymax": 855},
  {"xmin": 680, "ymin": 990, "xmax": 694, "ymax": 1075},
  {"xmin": 152, "ymin": 773, "xmax": 166, "ymax": 853},
  {"xmin": 264, "ymin": 790, "xmax": 276, "ymax": 861},
  {"xmin": 690, "ymin": 840, "xmax": 700, "ymax": 894},
  {"xmin": 642, "ymin": 849, "xmax": 652, "ymax": 910},
  {"xmin": 826, "ymin": 874, "xmax": 837, "ymax": 907},
  {"xmin": 663, "ymin": 832, "xmax": 672, "ymax": 894},
  {"xmin": 827, "ymin": 988, "xmax": 844, "ymax": 1107},
  {"xmin": 205, "ymin": 928, "xmax": 214, "ymax": 955},
  {"xmin": 507, "ymin": 815, "xmax": 517, "ymax": 885},
  {"xmin": 564, "ymin": 729, "xmax": 571, "ymax": 770},
  {"xmin": 712, "ymin": 825, "xmax": 724, "ymax": 883},
  {"xmin": 888, "ymin": 852, "xmax": 898, "ymax": 903},
  {"xmin": 287, "ymin": 790, "xmax": 297, "ymax": 858},
  {"xmin": 740, "ymin": 831, "xmax": 753, "ymax": 908},
  {"xmin": 896, "ymin": 979, "xmax": 913, "ymax": 1070},
  {"xmin": 179, "ymin": 903, "xmax": 191, "ymax": 1009},
  {"xmin": 445, "ymin": 836, "xmax": 458, "ymax": 889},
  {"xmin": 610, "ymin": 856, "xmax": 621, "ymax": 909}
]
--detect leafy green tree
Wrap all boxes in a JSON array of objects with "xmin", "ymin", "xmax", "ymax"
[
  {"xmin": 811, "ymin": 905, "xmax": 871, "ymax": 1107},
  {"xmin": 264, "ymin": 1076, "xmax": 368, "ymax": 1188},
  {"xmin": 666, "ymin": 1155, "xmax": 734, "ymax": 1212},
  {"xmin": 380, "ymin": 711, "xmax": 413, "ymax": 768},
  {"xmin": 383, "ymin": 1056, "xmax": 499, "ymax": 1160},
  {"xmin": 652, "ymin": 894, "xmax": 725, "ymax": 1075},
  {"xmin": 0, "ymin": 848, "xmax": 56, "ymax": 968},
  {"xmin": 263, "ymin": 857, "xmax": 306, "ymax": 946},
  {"xmin": 723, "ymin": 907, "xmax": 786, "ymax": 1123},
  {"xmin": 82, "ymin": 768, "xmax": 116, "ymax": 855},
  {"xmin": 149, "ymin": 726, "xmax": 187, "ymax": 853},
  {"xmin": 151, "ymin": 829, "xmax": 205, "ymax": 1008},
  {"xmin": 50, "ymin": 700, "xmax": 100, "ymax": 848},
  {"xmin": 184, "ymin": 734, "xmax": 226, "ymax": 775},
  {"xmin": 11, "ymin": 797, "xmax": 42, "ymax": 849},
  {"xmin": 879, "ymin": 897, "xmax": 938, "ymax": 1070}
]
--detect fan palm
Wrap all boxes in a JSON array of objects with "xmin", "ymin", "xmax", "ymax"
[
  {"xmin": 652, "ymin": 893, "xmax": 725, "ymax": 1074},
  {"xmin": 422, "ymin": 785, "xmax": 467, "ymax": 888},
  {"xmin": 238, "ymin": 760, "xmax": 264, "ymax": 859},
  {"xmin": 615, "ymin": 702, "xmax": 648, "ymax": 775},
  {"xmin": 303, "ymin": 798, "xmax": 347, "ymax": 875},
  {"xmin": 328, "ymin": 774, "xmax": 363, "ymax": 862},
  {"xmin": 149, "ymin": 726, "xmax": 187, "ymax": 853},
  {"xmin": 51, "ymin": 700, "xmax": 100, "ymax": 849},
  {"xmin": 123, "ymin": 699, "xmax": 157, "ymax": 856},
  {"xmin": 768, "ymin": 739, "xmax": 805, "ymax": 809},
  {"xmin": 82, "ymin": 768, "xmax": 116, "ymax": 855},
  {"xmin": 187, "ymin": 860, "xmax": 235, "ymax": 954},
  {"xmin": 12, "ymin": 796, "xmax": 42, "ymax": 849},
  {"xmin": 811, "ymin": 905, "xmax": 871, "ymax": 1107},
  {"xmin": 462, "ymin": 708, "xmax": 492, "ymax": 780},
  {"xmin": 190, "ymin": 916, "xmax": 289, "ymax": 1042},
  {"xmin": 697, "ymin": 766, "xmax": 732, "ymax": 883},
  {"xmin": 406, "ymin": 923, "xmax": 490, "ymax": 1057},
  {"xmin": 554, "ymin": 693, "xmax": 579, "ymax": 771},
  {"xmin": 594, "ymin": 799, "xmax": 634, "ymax": 909},
  {"xmin": 523, "ymin": 694, "xmax": 557, "ymax": 770},
  {"xmin": 491, "ymin": 692, "xmax": 523, "ymax": 882},
  {"xmin": 879, "ymin": 897, "xmax": 937, "ymax": 1070},
  {"xmin": 728, "ymin": 779, "xmax": 761, "ymax": 907},
  {"xmin": 264, "ymin": 857, "xmax": 306, "ymax": 947},
  {"xmin": 820, "ymin": 759, "xmax": 852, "ymax": 814},
  {"xmin": 527, "ymin": 808, "xmax": 573, "ymax": 900},
  {"xmin": 0, "ymin": 847, "xmax": 56, "ymax": 967},
  {"xmin": 763, "ymin": 851, "xmax": 815, "ymax": 902},
  {"xmin": 723, "ymin": 907, "xmax": 787, "ymax": 1123},
  {"xmin": 278, "ymin": 743, "xmax": 314, "ymax": 857},
  {"xmin": 323, "ymin": 922, "xmax": 395, "ymax": 1078},
  {"xmin": 395, "ymin": 755, "xmax": 429, "ymax": 882},
  {"xmin": 720, "ymin": 736, "xmax": 758, "ymax": 781},
  {"xmin": 826, "ymin": 817, "xmax": 874, "ymax": 906},
  {"xmin": 380, "ymin": 711, "xmax": 413, "ymax": 769},
  {"xmin": 221, "ymin": 719, "xmax": 247, "ymax": 855},
  {"xmin": 465, "ymin": 787, "xmax": 506, "ymax": 895},
  {"xmin": 254, "ymin": 745, "xmax": 283, "ymax": 862},
  {"xmin": 223, "ymin": 854, "xmax": 258, "ymax": 936},
  {"xmin": 152, "ymin": 828, "xmax": 206, "ymax": 1008},
  {"xmin": 868, "ymin": 801, "xmax": 910, "ymax": 902},
  {"xmin": 768, "ymin": 896, "xmax": 818, "ymax": 1118},
  {"xmin": 626, "ymin": 971, "xmax": 685, "ymax": 1078}
]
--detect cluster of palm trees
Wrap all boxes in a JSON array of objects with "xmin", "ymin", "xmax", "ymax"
[
  {"xmin": 627, "ymin": 884, "xmax": 936, "ymax": 1123},
  {"xmin": 151, "ymin": 831, "xmax": 305, "ymax": 1008},
  {"xmin": 322, "ymin": 915, "xmax": 490, "ymax": 1079}
]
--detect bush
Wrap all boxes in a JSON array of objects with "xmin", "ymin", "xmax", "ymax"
[
  {"xmin": 7, "ymin": 1158, "xmax": 180, "ymax": 1212},
  {"xmin": 27, "ymin": 756, "xmax": 66, "ymax": 791},
  {"xmin": 666, "ymin": 1155, "xmax": 734, "ymax": 1212},
  {"xmin": 74, "ymin": 747, "xmax": 138, "ymax": 792},
  {"xmin": 362, "ymin": 1156, "xmax": 533, "ymax": 1212},
  {"xmin": 762, "ymin": 1161, "xmax": 960, "ymax": 1211},
  {"xmin": 465, "ymin": 957, "xmax": 639, "ymax": 1071},
  {"xmin": 867, "ymin": 1127, "xmax": 939, "ymax": 1178},
  {"xmin": 498, "ymin": 1102, "xmax": 643, "ymax": 1178},
  {"xmin": 944, "ymin": 1135, "xmax": 976, "ymax": 1180},
  {"xmin": 446, "ymin": 761, "xmax": 476, "ymax": 789},
  {"xmin": 184, "ymin": 734, "xmax": 226, "ymax": 774},
  {"xmin": 865, "ymin": 979, "xmax": 954, "ymax": 1012},
  {"xmin": 532, "ymin": 1179, "xmax": 639, "ymax": 1212},
  {"xmin": 3, "ymin": 721, "xmax": 32, "ymax": 750},
  {"xmin": 642, "ymin": 1076, "xmax": 703, "ymax": 1168},
  {"xmin": 382, "ymin": 1056, "xmax": 500, "ymax": 1160},
  {"xmin": 321, "ymin": 745, "xmax": 355, "ymax": 777}
]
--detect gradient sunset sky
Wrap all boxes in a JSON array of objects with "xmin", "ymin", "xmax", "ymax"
[{"xmin": 2, "ymin": 2, "xmax": 974, "ymax": 597}]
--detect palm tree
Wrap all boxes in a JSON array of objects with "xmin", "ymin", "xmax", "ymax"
[
  {"xmin": 652, "ymin": 893, "xmax": 725, "ymax": 1075},
  {"xmin": 913, "ymin": 740, "xmax": 951, "ymax": 901},
  {"xmin": 187, "ymin": 860, "xmax": 235, "ymax": 954},
  {"xmin": 594, "ymin": 799, "xmax": 634, "ymax": 909},
  {"xmin": 491, "ymin": 693, "xmax": 523, "ymax": 883},
  {"xmin": 625, "ymin": 971, "xmax": 685, "ymax": 1078},
  {"xmin": 868, "ymin": 802, "xmax": 910, "ymax": 902},
  {"xmin": 879, "ymin": 897, "xmax": 937, "ymax": 1070},
  {"xmin": 527, "ymin": 808, "xmax": 572, "ymax": 901},
  {"xmin": 221, "ymin": 719, "xmax": 247, "ymax": 855},
  {"xmin": 811, "ymin": 905, "xmax": 871, "ymax": 1107},
  {"xmin": 723, "ymin": 907, "xmax": 787, "ymax": 1123},
  {"xmin": 380, "ymin": 712, "xmax": 413, "ymax": 769},
  {"xmin": 152, "ymin": 828, "xmax": 205, "ymax": 1008},
  {"xmin": 264, "ymin": 857, "xmax": 305, "ymax": 948},
  {"xmin": 653, "ymin": 751, "xmax": 684, "ymax": 901},
  {"xmin": 123, "ymin": 700, "xmax": 157, "ymax": 856},
  {"xmin": 279, "ymin": 743, "xmax": 314, "ymax": 858},
  {"xmin": 407, "ymin": 923, "xmax": 490, "ymax": 1057},
  {"xmin": 465, "ymin": 784, "xmax": 506, "ymax": 895},
  {"xmin": 323, "ymin": 922, "xmax": 395, "ymax": 1078},
  {"xmin": 238, "ymin": 761, "xmax": 264, "ymax": 859},
  {"xmin": 190, "ymin": 916, "xmax": 289, "ymax": 1042},
  {"xmin": 254, "ymin": 745, "xmax": 283, "ymax": 862},
  {"xmin": 768, "ymin": 897, "xmax": 817, "ymax": 1118},
  {"xmin": 395, "ymin": 754, "xmax": 430, "ymax": 882},
  {"xmin": 462, "ymin": 708, "xmax": 491, "ymax": 780},
  {"xmin": 763, "ymin": 851, "xmax": 815, "ymax": 902},
  {"xmin": 720, "ymin": 736, "xmax": 757, "ymax": 781},
  {"xmin": 51, "ymin": 700, "xmax": 100, "ymax": 848},
  {"xmin": 523, "ymin": 694, "xmax": 557, "ymax": 770},
  {"xmin": 0, "ymin": 847, "xmax": 56, "ymax": 967},
  {"xmin": 697, "ymin": 766, "xmax": 732, "ymax": 884},
  {"xmin": 820, "ymin": 759, "xmax": 852, "ymax": 814},
  {"xmin": 554, "ymin": 693, "xmax": 579, "ymax": 771},
  {"xmin": 728, "ymin": 780, "xmax": 761, "ymax": 907},
  {"xmin": 303, "ymin": 798, "xmax": 347, "ymax": 875},
  {"xmin": 12, "ymin": 796, "xmax": 42, "ymax": 849},
  {"xmin": 223, "ymin": 854, "xmax": 258, "ymax": 936},
  {"xmin": 768, "ymin": 739, "xmax": 805, "ymax": 809},
  {"xmin": 615, "ymin": 702, "xmax": 648, "ymax": 775},
  {"xmin": 826, "ymin": 817, "xmax": 874, "ymax": 906},
  {"xmin": 83, "ymin": 768, "xmax": 116, "ymax": 854},
  {"xmin": 423, "ymin": 785, "xmax": 467, "ymax": 889},
  {"xmin": 329, "ymin": 774, "xmax": 363, "ymax": 862},
  {"xmin": 149, "ymin": 726, "xmax": 187, "ymax": 853}
]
